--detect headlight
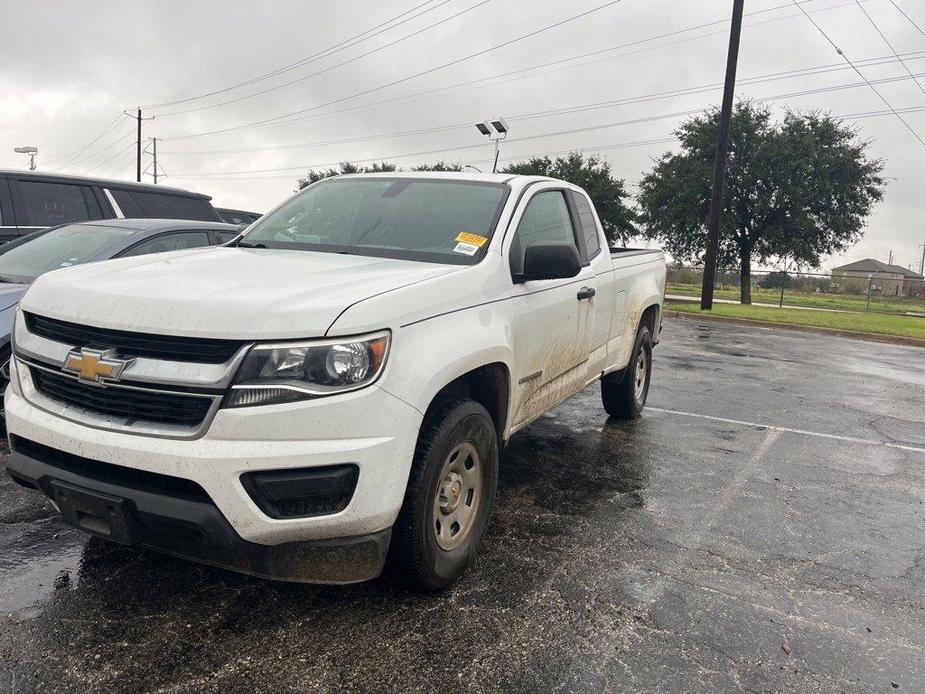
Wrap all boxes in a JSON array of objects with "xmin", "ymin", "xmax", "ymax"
[{"xmin": 226, "ymin": 331, "xmax": 390, "ymax": 407}]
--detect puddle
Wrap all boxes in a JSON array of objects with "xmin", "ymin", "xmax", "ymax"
[{"xmin": 0, "ymin": 516, "xmax": 86, "ymax": 615}]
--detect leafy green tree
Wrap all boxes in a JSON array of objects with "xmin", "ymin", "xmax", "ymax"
[
  {"xmin": 296, "ymin": 161, "xmax": 396, "ymax": 190},
  {"xmin": 637, "ymin": 102, "xmax": 885, "ymax": 303},
  {"xmin": 411, "ymin": 161, "xmax": 463, "ymax": 171},
  {"xmin": 503, "ymin": 152, "xmax": 636, "ymax": 245},
  {"xmin": 760, "ymin": 271, "xmax": 792, "ymax": 289}
]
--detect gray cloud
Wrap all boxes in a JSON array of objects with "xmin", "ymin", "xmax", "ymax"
[{"xmin": 2, "ymin": 0, "xmax": 924, "ymax": 270}]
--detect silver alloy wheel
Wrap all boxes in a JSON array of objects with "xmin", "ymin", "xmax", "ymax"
[
  {"xmin": 433, "ymin": 441, "xmax": 482, "ymax": 551},
  {"xmin": 634, "ymin": 348, "xmax": 648, "ymax": 402}
]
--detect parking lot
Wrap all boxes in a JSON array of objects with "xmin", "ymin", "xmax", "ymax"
[{"xmin": 1, "ymin": 317, "xmax": 923, "ymax": 693}]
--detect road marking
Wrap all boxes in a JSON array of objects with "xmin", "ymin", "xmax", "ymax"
[{"xmin": 649, "ymin": 407, "xmax": 925, "ymax": 454}]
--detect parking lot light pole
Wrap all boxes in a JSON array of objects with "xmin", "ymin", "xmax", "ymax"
[
  {"xmin": 701, "ymin": 0, "xmax": 745, "ymax": 310},
  {"xmin": 475, "ymin": 118, "xmax": 509, "ymax": 173},
  {"xmin": 13, "ymin": 146, "xmax": 38, "ymax": 171}
]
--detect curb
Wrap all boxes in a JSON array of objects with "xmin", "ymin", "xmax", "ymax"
[{"xmin": 666, "ymin": 310, "xmax": 925, "ymax": 349}]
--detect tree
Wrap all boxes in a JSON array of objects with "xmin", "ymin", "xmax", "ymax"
[
  {"xmin": 411, "ymin": 161, "xmax": 463, "ymax": 171},
  {"xmin": 296, "ymin": 161, "xmax": 466, "ymax": 189},
  {"xmin": 296, "ymin": 161, "xmax": 396, "ymax": 190},
  {"xmin": 760, "ymin": 271, "xmax": 792, "ymax": 289},
  {"xmin": 637, "ymin": 102, "xmax": 885, "ymax": 303},
  {"xmin": 503, "ymin": 152, "xmax": 636, "ymax": 245}
]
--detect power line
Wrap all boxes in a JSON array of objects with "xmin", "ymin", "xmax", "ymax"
[
  {"xmin": 168, "ymin": 135, "xmax": 680, "ymax": 180},
  {"xmin": 167, "ymin": 101, "xmax": 925, "ymax": 182},
  {"xmin": 43, "ymin": 113, "xmax": 125, "ymax": 167},
  {"xmin": 792, "ymin": 0, "xmax": 925, "ymax": 147},
  {"xmin": 141, "ymin": 0, "xmax": 445, "ymax": 108},
  {"xmin": 157, "ymin": 0, "xmax": 491, "ymax": 117},
  {"xmin": 159, "ymin": 55, "xmax": 925, "ymax": 159},
  {"xmin": 158, "ymin": 0, "xmax": 868, "ymax": 142},
  {"xmin": 81, "ymin": 140, "xmax": 137, "ymax": 175},
  {"xmin": 165, "ymin": 78, "xmax": 925, "ymax": 181},
  {"xmin": 890, "ymin": 0, "xmax": 925, "ymax": 39},
  {"xmin": 854, "ymin": 0, "xmax": 925, "ymax": 95},
  {"xmin": 56, "ymin": 127, "xmax": 137, "ymax": 172},
  {"xmin": 158, "ymin": 0, "xmax": 628, "ymax": 140}
]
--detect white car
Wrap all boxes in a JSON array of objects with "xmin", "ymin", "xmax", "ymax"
[{"xmin": 5, "ymin": 173, "xmax": 665, "ymax": 590}]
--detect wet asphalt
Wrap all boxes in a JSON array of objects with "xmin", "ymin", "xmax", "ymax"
[{"xmin": 1, "ymin": 317, "xmax": 924, "ymax": 693}]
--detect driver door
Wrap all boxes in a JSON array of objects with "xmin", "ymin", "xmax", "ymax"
[{"xmin": 507, "ymin": 187, "xmax": 595, "ymax": 429}]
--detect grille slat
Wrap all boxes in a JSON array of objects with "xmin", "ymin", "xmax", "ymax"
[
  {"xmin": 31, "ymin": 368, "xmax": 213, "ymax": 427},
  {"xmin": 25, "ymin": 312, "xmax": 243, "ymax": 364}
]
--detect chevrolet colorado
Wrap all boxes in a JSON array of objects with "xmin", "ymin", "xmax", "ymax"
[{"xmin": 5, "ymin": 173, "xmax": 665, "ymax": 590}]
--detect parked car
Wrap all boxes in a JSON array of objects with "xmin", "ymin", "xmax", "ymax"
[
  {"xmin": 0, "ymin": 218, "xmax": 240, "ymax": 416},
  {"xmin": 0, "ymin": 170, "xmax": 223, "ymax": 243},
  {"xmin": 4, "ymin": 173, "xmax": 666, "ymax": 590},
  {"xmin": 215, "ymin": 207, "xmax": 261, "ymax": 225}
]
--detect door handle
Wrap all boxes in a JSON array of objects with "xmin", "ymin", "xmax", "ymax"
[{"xmin": 577, "ymin": 287, "xmax": 596, "ymax": 301}]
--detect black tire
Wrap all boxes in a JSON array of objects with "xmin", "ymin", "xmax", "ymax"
[
  {"xmin": 389, "ymin": 399, "xmax": 498, "ymax": 591},
  {"xmin": 601, "ymin": 324, "xmax": 653, "ymax": 419}
]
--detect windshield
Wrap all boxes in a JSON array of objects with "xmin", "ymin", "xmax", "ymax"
[
  {"xmin": 0, "ymin": 224, "xmax": 140, "ymax": 283},
  {"xmin": 241, "ymin": 177, "xmax": 510, "ymax": 264}
]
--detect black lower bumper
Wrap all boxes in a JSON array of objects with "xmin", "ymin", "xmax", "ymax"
[{"xmin": 6, "ymin": 437, "xmax": 390, "ymax": 584}]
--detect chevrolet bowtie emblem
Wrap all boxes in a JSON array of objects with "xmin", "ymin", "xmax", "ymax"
[{"xmin": 63, "ymin": 348, "xmax": 132, "ymax": 385}]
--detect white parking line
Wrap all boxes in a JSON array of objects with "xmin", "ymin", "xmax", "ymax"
[{"xmin": 649, "ymin": 407, "xmax": 925, "ymax": 454}]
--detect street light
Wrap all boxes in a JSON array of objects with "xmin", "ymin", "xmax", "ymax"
[
  {"xmin": 13, "ymin": 146, "xmax": 38, "ymax": 171},
  {"xmin": 474, "ymin": 118, "xmax": 509, "ymax": 173}
]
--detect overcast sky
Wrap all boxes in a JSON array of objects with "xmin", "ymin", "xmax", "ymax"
[{"xmin": 2, "ymin": 0, "xmax": 924, "ymax": 271}]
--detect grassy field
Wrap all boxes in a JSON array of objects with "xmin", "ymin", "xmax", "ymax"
[
  {"xmin": 667, "ymin": 301, "xmax": 925, "ymax": 340},
  {"xmin": 666, "ymin": 283, "xmax": 925, "ymax": 315}
]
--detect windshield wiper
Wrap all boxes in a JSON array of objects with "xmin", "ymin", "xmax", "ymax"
[{"xmin": 235, "ymin": 241, "xmax": 267, "ymax": 249}]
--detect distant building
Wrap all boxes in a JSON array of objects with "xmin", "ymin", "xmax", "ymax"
[{"xmin": 831, "ymin": 259, "xmax": 924, "ymax": 298}]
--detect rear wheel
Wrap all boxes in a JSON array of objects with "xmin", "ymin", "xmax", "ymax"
[
  {"xmin": 601, "ymin": 324, "xmax": 652, "ymax": 419},
  {"xmin": 390, "ymin": 399, "xmax": 498, "ymax": 591}
]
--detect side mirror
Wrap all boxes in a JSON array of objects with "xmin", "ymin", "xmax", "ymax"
[{"xmin": 516, "ymin": 242, "xmax": 582, "ymax": 283}]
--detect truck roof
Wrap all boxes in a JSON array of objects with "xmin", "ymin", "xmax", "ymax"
[
  {"xmin": 0, "ymin": 169, "xmax": 213, "ymax": 200},
  {"xmin": 334, "ymin": 171, "xmax": 559, "ymax": 188}
]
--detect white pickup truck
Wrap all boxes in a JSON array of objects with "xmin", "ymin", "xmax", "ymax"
[{"xmin": 5, "ymin": 173, "xmax": 665, "ymax": 590}]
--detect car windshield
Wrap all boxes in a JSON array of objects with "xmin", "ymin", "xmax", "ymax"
[
  {"xmin": 0, "ymin": 224, "xmax": 141, "ymax": 283},
  {"xmin": 241, "ymin": 177, "xmax": 510, "ymax": 264}
]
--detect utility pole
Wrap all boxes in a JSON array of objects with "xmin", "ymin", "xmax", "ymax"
[
  {"xmin": 152, "ymin": 137, "xmax": 158, "ymax": 184},
  {"xmin": 143, "ymin": 137, "xmax": 164, "ymax": 184},
  {"xmin": 888, "ymin": 250, "xmax": 893, "ymax": 265},
  {"xmin": 136, "ymin": 108, "xmax": 141, "ymax": 182},
  {"xmin": 701, "ymin": 0, "xmax": 745, "ymax": 311},
  {"xmin": 920, "ymin": 243, "xmax": 924, "ymax": 276},
  {"xmin": 124, "ymin": 108, "xmax": 154, "ymax": 182}
]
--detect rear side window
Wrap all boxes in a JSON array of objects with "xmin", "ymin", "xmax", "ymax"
[
  {"xmin": 109, "ymin": 189, "xmax": 145, "ymax": 217},
  {"xmin": 121, "ymin": 231, "xmax": 212, "ymax": 257},
  {"xmin": 19, "ymin": 181, "xmax": 96, "ymax": 227},
  {"xmin": 571, "ymin": 192, "xmax": 601, "ymax": 259},
  {"xmin": 125, "ymin": 191, "xmax": 216, "ymax": 221},
  {"xmin": 509, "ymin": 190, "xmax": 577, "ymax": 275}
]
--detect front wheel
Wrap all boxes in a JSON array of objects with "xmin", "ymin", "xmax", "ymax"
[
  {"xmin": 389, "ymin": 399, "xmax": 498, "ymax": 591},
  {"xmin": 601, "ymin": 325, "xmax": 653, "ymax": 419}
]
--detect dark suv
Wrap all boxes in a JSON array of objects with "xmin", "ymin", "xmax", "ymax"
[{"xmin": 0, "ymin": 170, "xmax": 222, "ymax": 243}]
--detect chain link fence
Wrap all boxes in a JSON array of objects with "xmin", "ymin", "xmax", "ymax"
[{"xmin": 666, "ymin": 266, "xmax": 925, "ymax": 317}]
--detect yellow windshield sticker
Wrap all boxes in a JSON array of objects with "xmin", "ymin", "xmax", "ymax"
[{"xmin": 456, "ymin": 232, "xmax": 488, "ymax": 247}]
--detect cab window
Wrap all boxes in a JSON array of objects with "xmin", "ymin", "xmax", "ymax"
[
  {"xmin": 571, "ymin": 192, "xmax": 601, "ymax": 259},
  {"xmin": 509, "ymin": 191, "xmax": 578, "ymax": 276}
]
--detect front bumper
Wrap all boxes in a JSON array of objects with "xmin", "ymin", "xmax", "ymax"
[
  {"xmin": 6, "ymin": 439, "xmax": 390, "ymax": 583},
  {"xmin": 5, "ymin": 361, "xmax": 423, "ymax": 547}
]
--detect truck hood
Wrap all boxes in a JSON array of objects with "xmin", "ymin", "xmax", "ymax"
[{"xmin": 20, "ymin": 247, "xmax": 463, "ymax": 339}]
